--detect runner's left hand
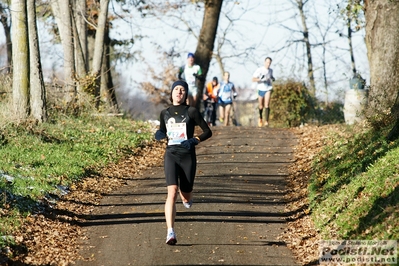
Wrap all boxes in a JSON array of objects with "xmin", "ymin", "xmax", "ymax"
[{"xmin": 181, "ymin": 138, "xmax": 199, "ymax": 150}]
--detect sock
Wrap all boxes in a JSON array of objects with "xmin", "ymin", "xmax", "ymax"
[
  {"xmin": 259, "ymin": 108, "xmax": 263, "ymax": 119},
  {"xmin": 265, "ymin": 108, "xmax": 270, "ymax": 122},
  {"xmin": 167, "ymin": 228, "xmax": 174, "ymax": 234}
]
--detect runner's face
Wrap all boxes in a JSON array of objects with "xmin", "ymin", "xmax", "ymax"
[
  {"xmin": 223, "ymin": 72, "xmax": 230, "ymax": 82},
  {"xmin": 264, "ymin": 58, "xmax": 272, "ymax": 68},
  {"xmin": 172, "ymin": 85, "xmax": 187, "ymax": 105},
  {"xmin": 187, "ymin": 57, "xmax": 194, "ymax": 66}
]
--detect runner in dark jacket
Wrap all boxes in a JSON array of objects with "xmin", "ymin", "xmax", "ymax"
[{"xmin": 154, "ymin": 80, "xmax": 212, "ymax": 245}]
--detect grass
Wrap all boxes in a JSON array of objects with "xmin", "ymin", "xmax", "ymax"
[
  {"xmin": 309, "ymin": 124, "xmax": 399, "ymax": 242},
  {"xmin": 0, "ymin": 113, "xmax": 153, "ymax": 248}
]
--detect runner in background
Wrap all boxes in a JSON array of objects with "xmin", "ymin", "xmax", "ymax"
[
  {"xmin": 218, "ymin": 71, "xmax": 237, "ymax": 126},
  {"xmin": 252, "ymin": 57, "xmax": 275, "ymax": 127},
  {"xmin": 154, "ymin": 80, "xmax": 212, "ymax": 245},
  {"xmin": 178, "ymin": 53, "xmax": 203, "ymax": 107},
  {"xmin": 203, "ymin": 76, "xmax": 220, "ymax": 126}
]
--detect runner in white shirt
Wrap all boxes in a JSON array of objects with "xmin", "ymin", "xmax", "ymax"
[
  {"xmin": 178, "ymin": 53, "xmax": 203, "ymax": 107},
  {"xmin": 252, "ymin": 57, "xmax": 275, "ymax": 127}
]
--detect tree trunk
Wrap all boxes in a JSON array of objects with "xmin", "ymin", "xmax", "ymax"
[
  {"xmin": 91, "ymin": 0, "xmax": 110, "ymax": 108},
  {"xmin": 365, "ymin": 0, "xmax": 399, "ymax": 113},
  {"xmin": 321, "ymin": 41, "xmax": 328, "ymax": 104},
  {"xmin": 100, "ymin": 32, "xmax": 118, "ymax": 112},
  {"xmin": 27, "ymin": 0, "xmax": 47, "ymax": 122},
  {"xmin": 0, "ymin": 3, "xmax": 12, "ymax": 73},
  {"xmin": 296, "ymin": 0, "xmax": 316, "ymax": 97},
  {"xmin": 11, "ymin": 0, "xmax": 30, "ymax": 120},
  {"xmin": 72, "ymin": 0, "xmax": 88, "ymax": 85},
  {"xmin": 51, "ymin": 0, "xmax": 76, "ymax": 105},
  {"xmin": 194, "ymin": 0, "xmax": 223, "ymax": 109}
]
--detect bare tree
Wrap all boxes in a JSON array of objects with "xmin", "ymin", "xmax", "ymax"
[
  {"xmin": 268, "ymin": 0, "xmax": 323, "ymax": 97},
  {"xmin": 73, "ymin": 0, "xmax": 88, "ymax": 78},
  {"xmin": 193, "ymin": 0, "xmax": 223, "ymax": 108},
  {"xmin": 312, "ymin": 2, "xmax": 341, "ymax": 104},
  {"xmin": 213, "ymin": 2, "xmax": 258, "ymax": 77},
  {"xmin": 91, "ymin": 0, "xmax": 110, "ymax": 108},
  {"xmin": 137, "ymin": 49, "xmax": 182, "ymax": 107},
  {"xmin": 100, "ymin": 29, "xmax": 118, "ymax": 112},
  {"xmin": 294, "ymin": 0, "xmax": 316, "ymax": 96},
  {"xmin": 27, "ymin": 0, "xmax": 47, "ymax": 122},
  {"xmin": 340, "ymin": 0, "xmax": 364, "ymax": 76},
  {"xmin": 51, "ymin": 0, "xmax": 76, "ymax": 104},
  {"xmin": 11, "ymin": 0, "xmax": 29, "ymax": 120},
  {"xmin": 123, "ymin": 0, "xmax": 223, "ymax": 109}
]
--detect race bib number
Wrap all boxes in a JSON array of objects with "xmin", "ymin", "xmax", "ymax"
[{"xmin": 167, "ymin": 122, "xmax": 187, "ymax": 145}]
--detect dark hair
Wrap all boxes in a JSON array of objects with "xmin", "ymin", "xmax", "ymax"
[
  {"xmin": 265, "ymin": 57, "xmax": 272, "ymax": 62},
  {"xmin": 212, "ymin": 76, "xmax": 218, "ymax": 82}
]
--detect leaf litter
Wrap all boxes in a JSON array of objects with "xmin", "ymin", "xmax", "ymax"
[{"xmin": 277, "ymin": 125, "xmax": 341, "ymax": 265}]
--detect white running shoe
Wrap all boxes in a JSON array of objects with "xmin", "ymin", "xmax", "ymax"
[
  {"xmin": 166, "ymin": 231, "xmax": 177, "ymax": 245},
  {"xmin": 182, "ymin": 199, "xmax": 193, "ymax": 209}
]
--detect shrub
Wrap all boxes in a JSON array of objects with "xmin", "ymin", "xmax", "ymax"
[{"xmin": 272, "ymin": 80, "xmax": 313, "ymax": 127}]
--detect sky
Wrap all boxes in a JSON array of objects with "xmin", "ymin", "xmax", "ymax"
[{"xmin": 0, "ymin": 0, "xmax": 369, "ymax": 106}]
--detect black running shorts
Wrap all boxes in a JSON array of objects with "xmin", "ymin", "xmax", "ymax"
[{"xmin": 164, "ymin": 146, "xmax": 196, "ymax": 193}]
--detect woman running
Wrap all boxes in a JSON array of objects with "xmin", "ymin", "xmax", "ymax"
[{"xmin": 154, "ymin": 80, "xmax": 212, "ymax": 245}]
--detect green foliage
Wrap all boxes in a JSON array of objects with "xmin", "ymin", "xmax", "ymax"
[
  {"xmin": 339, "ymin": 0, "xmax": 365, "ymax": 31},
  {"xmin": 309, "ymin": 125, "xmax": 399, "ymax": 241},
  {"xmin": 272, "ymin": 80, "xmax": 313, "ymax": 127}
]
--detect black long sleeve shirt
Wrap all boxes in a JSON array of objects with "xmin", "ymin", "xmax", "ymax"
[{"xmin": 159, "ymin": 105, "xmax": 212, "ymax": 143}]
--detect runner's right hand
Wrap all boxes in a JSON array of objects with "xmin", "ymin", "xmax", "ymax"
[{"xmin": 155, "ymin": 130, "xmax": 167, "ymax": 140}]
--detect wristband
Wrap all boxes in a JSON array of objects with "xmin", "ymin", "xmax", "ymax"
[{"xmin": 195, "ymin": 136, "xmax": 201, "ymax": 142}]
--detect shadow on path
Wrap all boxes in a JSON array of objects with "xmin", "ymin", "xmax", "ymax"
[{"xmin": 76, "ymin": 126, "xmax": 300, "ymax": 266}]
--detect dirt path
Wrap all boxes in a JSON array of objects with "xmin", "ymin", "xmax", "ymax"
[{"xmin": 75, "ymin": 126, "xmax": 299, "ymax": 266}]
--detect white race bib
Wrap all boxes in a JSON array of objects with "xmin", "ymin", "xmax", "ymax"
[{"xmin": 166, "ymin": 122, "xmax": 187, "ymax": 145}]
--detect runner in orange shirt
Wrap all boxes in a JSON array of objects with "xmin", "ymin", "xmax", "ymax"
[{"xmin": 203, "ymin": 77, "xmax": 220, "ymax": 126}]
